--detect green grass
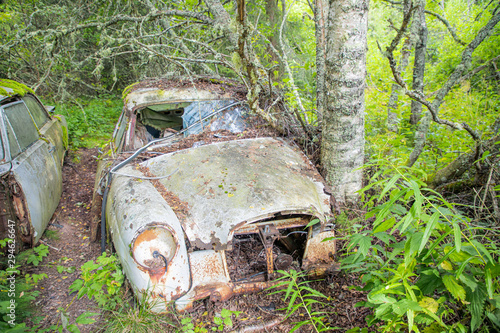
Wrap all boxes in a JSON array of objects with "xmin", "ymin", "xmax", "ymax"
[
  {"xmin": 55, "ymin": 96, "xmax": 122, "ymax": 149},
  {"xmin": 43, "ymin": 229, "xmax": 60, "ymax": 241}
]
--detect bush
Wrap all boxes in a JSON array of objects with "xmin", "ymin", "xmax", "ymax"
[{"xmin": 342, "ymin": 162, "xmax": 500, "ymax": 332}]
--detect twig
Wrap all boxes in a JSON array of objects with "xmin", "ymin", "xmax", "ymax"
[
  {"xmin": 425, "ymin": 10, "xmax": 466, "ymax": 45},
  {"xmin": 230, "ymin": 317, "xmax": 283, "ymax": 333},
  {"xmin": 39, "ymin": 239, "xmax": 60, "ymax": 251}
]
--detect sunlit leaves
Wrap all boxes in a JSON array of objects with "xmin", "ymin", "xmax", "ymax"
[
  {"xmin": 342, "ymin": 162, "xmax": 499, "ymax": 331},
  {"xmin": 442, "ymin": 275, "xmax": 466, "ymax": 302}
]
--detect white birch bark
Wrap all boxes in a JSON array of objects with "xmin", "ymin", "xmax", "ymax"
[{"xmin": 320, "ymin": 0, "xmax": 369, "ymax": 204}]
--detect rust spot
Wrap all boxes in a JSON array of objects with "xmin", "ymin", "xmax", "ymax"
[
  {"xmin": 147, "ymin": 266, "xmax": 167, "ymax": 284},
  {"xmin": 192, "ymin": 281, "xmax": 282, "ymax": 305},
  {"xmin": 131, "ymin": 224, "xmax": 179, "ymax": 283},
  {"xmin": 138, "ymin": 166, "xmax": 190, "ymax": 222},
  {"xmin": 13, "ymin": 196, "xmax": 26, "ymax": 218},
  {"xmin": 232, "ymin": 216, "xmax": 309, "ymax": 235}
]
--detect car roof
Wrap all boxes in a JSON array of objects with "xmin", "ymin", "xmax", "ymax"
[
  {"xmin": 0, "ymin": 79, "xmax": 34, "ymax": 104},
  {"xmin": 0, "ymin": 87, "xmax": 14, "ymax": 102},
  {"xmin": 122, "ymin": 78, "xmax": 246, "ymax": 114}
]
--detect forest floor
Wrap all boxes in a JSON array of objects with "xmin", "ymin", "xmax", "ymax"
[{"xmin": 27, "ymin": 148, "xmax": 371, "ymax": 332}]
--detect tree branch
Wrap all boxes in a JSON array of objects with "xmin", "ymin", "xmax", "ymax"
[
  {"xmin": 12, "ymin": 10, "xmax": 214, "ymax": 47},
  {"xmin": 424, "ymin": 10, "xmax": 466, "ymax": 45},
  {"xmin": 381, "ymin": 0, "xmax": 467, "ymax": 46},
  {"xmin": 385, "ymin": 9, "xmax": 500, "ymax": 143}
]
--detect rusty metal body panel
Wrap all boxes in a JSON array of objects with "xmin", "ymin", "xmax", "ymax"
[
  {"xmin": 0, "ymin": 89, "xmax": 67, "ymax": 247},
  {"xmin": 97, "ymin": 79, "xmax": 338, "ymax": 312},
  {"xmin": 10, "ymin": 139, "xmax": 61, "ymax": 242},
  {"xmin": 105, "ymin": 166, "xmax": 191, "ymax": 306},
  {"xmin": 107, "ymin": 137, "xmax": 337, "ymax": 311},
  {"xmin": 144, "ymin": 138, "xmax": 329, "ymax": 250}
]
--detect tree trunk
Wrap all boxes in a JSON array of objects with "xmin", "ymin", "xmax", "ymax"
[
  {"xmin": 387, "ymin": 0, "xmax": 413, "ymax": 133},
  {"xmin": 265, "ymin": 0, "xmax": 284, "ymax": 80},
  {"xmin": 409, "ymin": 0, "xmax": 428, "ymax": 125},
  {"xmin": 320, "ymin": 0, "xmax": 368, "ymax": 204},
  {"xmin": 314, "ymin": 0, "xmax": 328, "ymax": 123}
]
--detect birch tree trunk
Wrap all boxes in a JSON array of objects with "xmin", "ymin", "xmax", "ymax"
[
  {"xmin": 314, "ymin": 0, "xmax": 329, "ymax": 123},
  {"xmin": 409, "ymin": 0, "xmax": 428, "ymax": 125},
  {"xmin": 320, "ymin": 0, "xmax": 368, "ymax": 204}
]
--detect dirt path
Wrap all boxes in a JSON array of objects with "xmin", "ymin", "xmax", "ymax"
[{"xmin": 30, "ymin": 148, "xmax": 101, "ymax": 332}]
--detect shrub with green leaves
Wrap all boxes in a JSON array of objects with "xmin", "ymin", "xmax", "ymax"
[
  {"xmin": 55, "ymin": 96, "xmax": 121, "ymax": 149},
  {"xmin": 342, "ymin": 163, "xmax": 500, "ymax": 332},
  {"xmin": 69, "ymin": 253, "xmax": 124, "ymax": 310},
  {"xmin": 212, "ymin": 308, "xmax": 241, "ymax": 332},
  {"xmin": 16, "ymin": 244, "xmax": 49, "ymax": 266},
  {"xmin": 270, "ymin": 269, "xmax": 335, "ymax": 333},
  {"xmin": 0, "ymin": 242, "xmax": 48, "ymax": 332}
]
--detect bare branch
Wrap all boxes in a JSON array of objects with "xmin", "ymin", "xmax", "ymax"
[
  {"xmin": 425, "ymin": 10, "xmax": 466, "ymax": 45},
  {"xmin": 385, "ymin": 9, "xmax": 500, "ymax": 143}
]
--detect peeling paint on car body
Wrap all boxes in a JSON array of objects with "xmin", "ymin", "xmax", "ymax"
[
  {"xmin": 142, "ymin": 138, "xmax": 329, "ymax": 250},
  {"xmin": 107, "ymin": 137, "xmax": 338, "ymax": 311},
  {"xmin": 96, "ymin": 79, "xmax": 339, "ymax": 312}
]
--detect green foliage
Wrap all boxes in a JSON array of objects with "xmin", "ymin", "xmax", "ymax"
[
  {"xmin": 102, "ymin": 292, "xmax": 175, "ymax": 333},
  {"xmin": 55, "ymin": 96, "xmax": 121, "ymax": 149},
  {"xmin": 342, "ymin": 162, "xmax": 500, "ymax": 332},
  {"xmin": 56, "ymin": 265, "xmax": 75, "ymax": 274},
  {"xmin": 43, "ymin": 229, "xmax": 60, "ymax": 241},
  {"xmin": 0, "ymin": 242, "xmax": 48, "ymax": 331},
  {"xmin": 365, "ymin": 1, "xmax": 499, "ymax": 175},
  {"xmin": 45, "ymin": 308, "xmax": 99, "ymax": 333},
  {"xmin": 16, "ymin": 244, "xmax": 49, "ymax": 267},
  {"xmin": 211, "ymin": 308, "xmax": 241, "ymax": 332},
  {"xmin": 270, "ymin": 269, "xmax": 334, "ymax": 333},
  {"xmin": 69, "ymin": 252, "xmax": 124, "ymax": 310}
]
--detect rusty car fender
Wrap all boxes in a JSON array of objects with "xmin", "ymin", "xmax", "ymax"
[{"xmin": 105, "ymin": 166, "xmax": 191, "ymax": 310}]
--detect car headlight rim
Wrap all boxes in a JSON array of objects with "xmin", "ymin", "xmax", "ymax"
[{"xmin": 131, "ymin": 223, "xmax": 179, "ymax": 274}]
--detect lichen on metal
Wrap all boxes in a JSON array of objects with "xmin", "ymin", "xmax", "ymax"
[{"xmin": 142, "ymin": 138, "xmax": 330, "ymax": 250}]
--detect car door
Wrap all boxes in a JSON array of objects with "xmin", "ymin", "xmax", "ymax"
[{"xmin": 1, "ymin": 99, "xmax": 62, "ymax": 243}]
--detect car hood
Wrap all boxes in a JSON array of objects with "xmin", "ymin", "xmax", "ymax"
[{"xmin": 134, "ymin": 138, "xmax": 331, "ymax": 250}]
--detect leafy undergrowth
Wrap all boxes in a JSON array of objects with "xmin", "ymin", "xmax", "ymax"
[
  {"xmin": 342, "ymin": 161, "xmax": 500, "ymax": 332},
  {"xmin": 53, "ymin": 96, "xmax": 122, "ymax": 150},
  {"xmin": 0, "ymin": 243, "xmax": 50, "ymax": 332}
]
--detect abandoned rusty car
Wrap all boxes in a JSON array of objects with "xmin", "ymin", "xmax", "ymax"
[
  {"xmin": 93, "ymin": 79, "xmax": 337, "ymax": 311},
  {"xmin": 0, "ymin": 80, "xmax": 67, "ymax": 251}
]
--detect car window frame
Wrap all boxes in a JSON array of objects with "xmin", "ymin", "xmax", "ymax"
[
  {"xmin": 1, "ymin": 100, "xmax": 41, "ymax": 160},
  {"xmin": 21, "ymin": 94, "xmax": 51, "ymax": 130}
]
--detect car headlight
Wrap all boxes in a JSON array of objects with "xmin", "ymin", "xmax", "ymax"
[{"xmin": 132, "ymin": 224, "xmax": 179, "ymax": 273}]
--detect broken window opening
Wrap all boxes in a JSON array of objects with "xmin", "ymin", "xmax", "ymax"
[{"xmin": 133, "ymin": 100, "xmax": 248, "ymax": 146}]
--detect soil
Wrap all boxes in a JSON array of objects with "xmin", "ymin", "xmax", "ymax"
[{"xmin": 26, "ymin": 146, "xmax": 371, "ymax": 332}]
